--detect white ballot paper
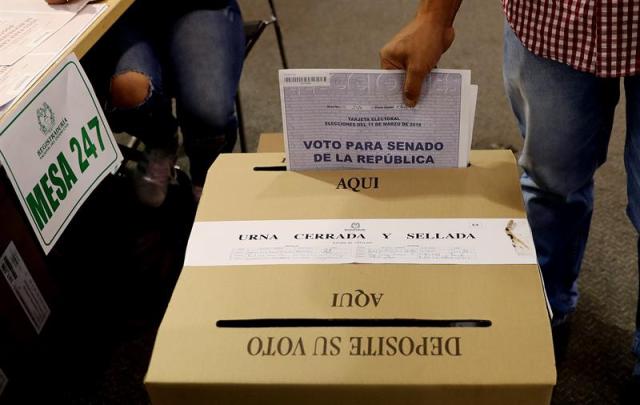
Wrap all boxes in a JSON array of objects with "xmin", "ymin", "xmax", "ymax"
[
  {"xmin": 280, "ymin": 69, "xmax": 478, "ymax": 171},
  {"xmin": 185, "ymin": 218, "xmax": 537, "ymax": 267},
  {"xmin": 0, "ymin": 0, "xmax": 90, "ymax": 66},
  {"xmin": 0, "ymin": 3, "xmax": 107, "ymax": 109}
]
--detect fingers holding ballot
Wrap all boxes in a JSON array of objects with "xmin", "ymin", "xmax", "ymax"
[
  {"xmin": 380, "ymin": 0, "xmax": 461, "ymax": 107},
  {"xmin": 279, "ymin": 0, "xmax": 476, "ymax": 171}
]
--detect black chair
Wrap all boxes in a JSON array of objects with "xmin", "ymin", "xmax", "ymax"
[{"xmin": 236, "ymin": 0, "xmax": 288, "ymax": 153}]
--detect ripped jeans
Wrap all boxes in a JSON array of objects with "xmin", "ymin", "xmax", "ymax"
[{"xmin": 100, "ymin": 1, "xmax": 244, "ymax": 186}]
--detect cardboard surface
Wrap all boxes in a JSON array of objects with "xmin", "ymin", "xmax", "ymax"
[
  {"xmin": 195, "ymin": 151, "xmax": 525, "ymax": 221},
  {"xmin": 146, "ymin": 151, "xmax": 555, "ymax": 405},
  {"xmin": 256, "ymin": 133, "xmax": 285, "ymax": 153}
]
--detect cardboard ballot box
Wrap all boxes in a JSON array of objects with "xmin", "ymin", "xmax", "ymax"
[
  {"xmin": 145, "ymin": 151, "xmax": 555, "ymax": 405},
  {"xmin": 256, "ymin": 132, "xmax": 286, "ymax": 153}
]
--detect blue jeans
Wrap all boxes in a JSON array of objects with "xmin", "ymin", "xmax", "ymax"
[
  {"xmin": 503, "ymin": 22, "xmax": 640, "ymax": 372},
  {"xmin": 103, "ymin": 1, "xmax": 244, "ymax": 186}
]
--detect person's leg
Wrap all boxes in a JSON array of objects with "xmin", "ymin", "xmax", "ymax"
[
  {"xmin": 104, "ymin": 19, "xmax": 179, "ymax": 207},
  {"xmin": 106, "ymin": 22, "xmax": 177, "ymax": 151},
  {"xmin": 503, "ymin": 21, "xmax": 620, "ymax": 320},
  {"xmin": 167, "ymin": 1, "xmax": 245, "ymax": 190},
  {"xmin": 624, "ymin": 75, "xmax": 640, "ymax": 377}
]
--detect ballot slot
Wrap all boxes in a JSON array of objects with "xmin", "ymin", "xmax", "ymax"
[
  {"xmin": 216, "ymin": 318, "xmax": 492, "ymax": 328},
  {"xmin": 253, "ymin": 166, "xmax": 288, "ymax": 171}
]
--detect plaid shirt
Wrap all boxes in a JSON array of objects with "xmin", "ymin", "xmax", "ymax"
[{"xmin": 503, "ymin": 0, "xmax": 640, "ymax": 77}]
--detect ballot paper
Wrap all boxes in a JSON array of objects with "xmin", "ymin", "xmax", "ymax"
[
  {"xmin": 279, "ymin": 69, "xmax": 477, "ymax": 171},
  {"xmin": 0, "ymin": 0, "xmax": 90, "ymax": 66},
  {"xmin": 0, "ymin": 3, "xmax": 107, "ymax": 109}
]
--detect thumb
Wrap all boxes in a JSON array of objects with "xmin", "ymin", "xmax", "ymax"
[{"xmin": 403, "ymin": 65, "xmax": 430, "ymax": 107}]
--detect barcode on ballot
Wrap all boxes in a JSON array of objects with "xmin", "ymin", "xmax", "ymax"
[
  {"xmin": 285, "ymin": 76, "xmax": 327, "ymax": 83},
  {"xmin": 282, "ymin": 74, "xmax": 330, "ymax": 87}
]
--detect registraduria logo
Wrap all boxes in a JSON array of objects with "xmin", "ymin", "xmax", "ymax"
[{"xmin": 37, "ymin": 102, "xmax": 56, "ymax": 136}]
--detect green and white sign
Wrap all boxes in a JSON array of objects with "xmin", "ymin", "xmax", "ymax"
[{"xmin": 0, "ymin": 54, "xmax": 122, "ymax": 254}]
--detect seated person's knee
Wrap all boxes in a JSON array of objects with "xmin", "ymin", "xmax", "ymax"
[{"xmin": 110, "ymin": 71, "xmax": 151, "ymax": 109}]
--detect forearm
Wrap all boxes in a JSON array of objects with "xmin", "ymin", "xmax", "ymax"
[{"xmin": 416, "ymin": 0, "xmax": 462, "ymax": 27}]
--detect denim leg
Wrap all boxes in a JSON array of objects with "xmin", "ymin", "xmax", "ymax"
[
  {"xmin": 168, "ymin": 1, "xmax": 245, "ymax": 186},
  {"xmin": 106, "ymin": 22, "xmax": 178, "ymax": 151},
  {"xmin": 624, "ymin": 76, "xmax": 640, "ymax": 374},
  {"xmin": 503, "ymin": 21, "xmax": 620, "ymax": 318}
]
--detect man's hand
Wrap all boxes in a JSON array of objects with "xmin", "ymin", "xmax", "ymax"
[
  {"xmin": 380, "ymin": 2, "xmax": 459, "ymax": 107},
  {"xmin": 46, "ymin": 0, "xmax": 71, "ymax": 4}
]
